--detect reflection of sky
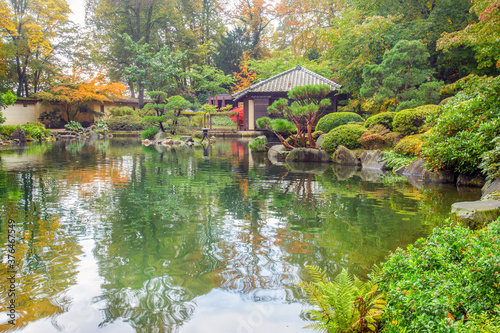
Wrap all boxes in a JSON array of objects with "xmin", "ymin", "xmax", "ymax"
[{"xmin": 182, "ymin": 289, "xmax": 308, "ymax": 333}]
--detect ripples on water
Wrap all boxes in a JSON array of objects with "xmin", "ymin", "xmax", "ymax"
[{"xmin": 0, "ymin": 139, "xmax": 480, "ymax": 332}]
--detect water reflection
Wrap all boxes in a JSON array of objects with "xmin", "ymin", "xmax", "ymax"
[{"xmin": 0, "ymin": 139, "xmax": 480, "ymax": 332}]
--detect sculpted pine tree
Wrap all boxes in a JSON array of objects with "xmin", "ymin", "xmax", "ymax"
[
  {"xmin": 361, "ymin": 40, "xmax": 443, "ymax": 111},
  {"xmin": 265, "ymin": 84, "xmax": 331, "ymax": 149}
]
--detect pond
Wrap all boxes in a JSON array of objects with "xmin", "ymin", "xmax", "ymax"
[{"xmin": 0, "ymin": 139, "xmax": 480, "ymax": 332}]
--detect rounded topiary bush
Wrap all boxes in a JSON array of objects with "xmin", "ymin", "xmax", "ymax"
[
  {"xmin": 141, "ymin": 127, "xmax": 160, "ymax": 139},
  {"xmin": 322, "ymin": 124, "xmax": 368, "ymax": 152},
  {"xmin": 394, "ymin": 134, "xmax": 423, "ymax": 157},
  {"xmin": 315, "ymin": 112, "xmax": 364, "ymax": 133},
  {"xmin": 365, "ymin": 112, "xmax": 396, "ymax": 130},
  {"xmin": 392, "ymin": 108, "xmax": 430, "ymax": 135}
]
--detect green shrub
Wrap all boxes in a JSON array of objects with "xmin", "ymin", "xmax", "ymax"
[
  {"xmin": 315, "ymin": 112, "xmax": 364, "ymax": 133},
  {"xmin": 392, "ymin": 108, "xmax": 430, "ymax": 135},
  {"xmin": 480, "ymin": 137, "xmax": 500, "ymax": 181},
  {"xmin": 365, "ymin": 112, "xmax": 396, "ymax": 130},
  {"xmin": 394, "ymin": 134, "xmax": 423, "ymax": 157},
  {"xmin": 298, "ymin": 265, "xmax": 385, "ymax": 333},
  {"xmin": 422, "ymin": 76, "xmax": 500, "ymax": 174},
  {"xmin": 322, "ymin": 124, "xmax": 368, "ymax": 152},
  {"xmin": 191, "ymin": 114, "xmax": 204, "ymax": 127},
  {"xmin": 380, "ymin": 151, "xmax": 416, "ymax": 171},
  {"xmin": 249, "ymin": 136, "xmax": 267, "ymax": 152},
  {"xmin": 256, "ymin": 117, "xmax": 296, "ymax": 134},
  {"xmin": 141, "ymin": 127, "xmax": 160, "ymax": 139},
  {"xmin": 0, "ymin": 125, "xmax": 20, "ymax": 138},
  {"xmin": 312, "ymin": 130, "xmax": 324, "ymax": 140},
  {"xmin": 65, "ymin": 121, "xmax": 84, "ymax": 132},
  {"xmin": 21, "ymin": 122, "xmax": 51, "ymax": 140},
  {"xmin": 357, "ymin": 131, "xmax": 388, "ymax": 150},
  {"xmin": 95, "ymin": 119, "xmax": 108, "ymax": 131},
  {"xmin": 107, "ymin": 115, "xmax": 147, "ymax": 131},
  {"xmin": 193, "ymin": 131, "xmax": 203, "ymax": 140},
  {"xmin": 108, "ymin": 106, "xmax": 137, "ymax": 117},
  {"xmin": 380, "ymin": 219, "xmax": 500, "ymax": 332},
  {"xmin": 210, "ymin": 115, "xmax": 235, "ymax": 126}
]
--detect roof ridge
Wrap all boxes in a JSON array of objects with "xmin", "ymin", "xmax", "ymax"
[{"xmin": 232, "ymin": 65, "xmax": 342, "ymax": 101}]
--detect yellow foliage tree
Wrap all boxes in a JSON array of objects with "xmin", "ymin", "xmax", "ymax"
[
  {"xmin": 232, "ymin": 52, "xmax": 256, "ymax": 93},
  {"xmin": 0, "ymin": 0, "xmax": 70, "ymax": 97},
  {"xmin": 35, "ymin": 73, "xmax": 127, "ymax": 122}
]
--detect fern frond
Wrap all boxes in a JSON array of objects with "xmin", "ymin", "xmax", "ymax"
[{"xmin": 305, "ymin": 265, "xmax": 329, "ymax": 284}]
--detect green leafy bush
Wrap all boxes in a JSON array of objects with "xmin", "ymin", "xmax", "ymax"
[
  {"xmin": 312, "ymin": 130, "xmax": 324, "ymax": 140},
  {"xmin": 210, "ymin": 115, "xmax": 235, "ymax": 126},
  {"xmin": 422, "ymin": 76, "xmax": 500, "ymax": 174},
  {"xmin": 256, "ymin": 117, "xmax": 296, "ymax": 134},
  {"xmin": 21, "ymin": 122, "xmax": 51, "ymax": 140},
  {"xmin": 315, "ymin": 112, "xmax": 364, "ymax": 133},
  {"xmin": 191, "ymin": 114, "xmax": 204, "ymax": 127},
  {"xmin": 392, "ymin": 107, "xmax": 430, "ymax": 135},
  {"xmin": 380, "ymin": 219, "xmax": 500, "ymax": 332},
  {"xmin": 365, "ymin": 112, "xmax": 396, "ymax": 130},
  {"xmin": 480, "ymin": 137, "xmax": 500, "ymax": 181},
  {"xmin": 95, "ymin": 120, "xmax": 109, "ymax": 131},
  {"xmin": 380, "ymin": 151, "xmax": 416, "ymax": 171},
  {"xmin": 65, "ymin": 121, "xmax": 84, "ymax": 132},
  {"xmin": 193, "ymin": 131, "xmax": 203, "ymax": 139},
  {"xmin": 107, "ymin": 115, "xmax": 148, "ymax": 131},
  {"xmin": 0, "ymin": 125, "xmax": 20, "ymax": 138},
  {"xmin": 249, "ymin": 136, "xmax": 267, "ymax": 152},
  {"xmin": 108, "ymin": 106, "xmax": 137, "ymax": 117},
  {"xmin": 394, "ymin": 134, "xmax": 423, "ymax": 157},
  {"xmin": 298, "ymin": 266, "xmax": 385, "ymax": 333},
  {"xmin": 358, "ymin": 132, "xmax": 388, "ymax": 150},
  {"xmin": 322, "ymin": 124, "xmax": 368, "ymax": 152},
  {"xmin": 141, "ymin": 127, "xmax": 160, "ymax": 139}
]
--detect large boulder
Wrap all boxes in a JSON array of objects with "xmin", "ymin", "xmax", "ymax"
[
  {"xmin": 316, "ymin": 134, "xmax": 326, "ymax": 149},
  {"xmin": 402, "ymin": 159, "xmax": 425, "ymax": 177},
  {"xmin": 249, "ymin": 135, "xmax": 267, "ymax": 152},
  {"xmin": 359, "ymin": 150, "xmax": 389, "ymax": 171},
  {"xmin": 451, "ymin": 200, "xmax": 500, "ymax": 229},
  {"xmin": 285, "ymin": 148, "xmax": 332, "ymax": 163},
  {"xmin": 10, "ymin": 127, "xmax": 26, "ymax": 143},
  {"xmin": 422, "ymin": 169, "xmax": 455, "ymax": 183},
  {"xmin": 456, "ymin": 174, "xmax": 486, "ymax": 187},
  {"xmin": 268, "ymin": 144, "xmax": 289, "ymax": 165},
  {"xmin": 482, "ymin": 178, "xmax": 500, "ymax": 197},
  {"xmin": 154, "ymin": 131, "xmax": 168, "ymax": 141},
  {"xmin": 332, "ymin": 145, "xmax": 361, "ymax": 166}
]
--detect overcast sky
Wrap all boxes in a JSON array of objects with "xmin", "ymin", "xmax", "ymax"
[{"xmin": 67, "ymin": 0, "xmax": 86, "ymax": 26}]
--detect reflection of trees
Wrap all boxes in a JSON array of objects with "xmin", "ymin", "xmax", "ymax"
[{"xmin": 0, "ymin": 215, "xmax": 81, "ymax": 331}]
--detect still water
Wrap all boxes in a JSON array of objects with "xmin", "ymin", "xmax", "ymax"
[{"xmin": 0, "ymin": 139, "xmax": 479, "ymax": 332}]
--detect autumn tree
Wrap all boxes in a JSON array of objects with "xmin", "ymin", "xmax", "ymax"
[
  {"xmin": 265, "ymin": 84, "xmax": 331, "ymax": 149},
  {"xmin": 233, "ymin": 0, "xmax": 274, "ymax": 60},
  {"xmin": 34, "ymin": 73, "xmax": 126, "ymax": 122},
  {"xmin": 0, "ymin": 0, "xmax": 72, "ymax": 97},
  {"xmin": 232, "ymin": 52, "xmax": 256, "ymax": 93},
  {"xmin": 437, "ymin": 0, "xmax": 500, "ymax": 70}
]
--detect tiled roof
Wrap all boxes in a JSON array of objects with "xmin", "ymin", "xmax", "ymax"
[{"xmin": 232, "ymin": 65, "xmax": 342, "ymax": 101}]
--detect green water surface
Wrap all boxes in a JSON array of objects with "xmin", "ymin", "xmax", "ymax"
[{"xmin": 0, "ymin": 139, "xmax": 479, "ymax": 332}]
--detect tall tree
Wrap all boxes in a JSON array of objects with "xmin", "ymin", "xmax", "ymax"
[
  {"xmin": 0, "ymin": 0, "xmax": 71, "ymax": 97},
  {"xmin": 233, "ymin": 0, "xmax": 274, "ymax": 59},
  {"xmin": 437, "ymin": 0, "xmax": 500, "ymax": 71}
]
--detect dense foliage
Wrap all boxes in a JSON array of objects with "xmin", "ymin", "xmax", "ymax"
[
  {"xmin": 322, "ymin": 124, "xmax": 368, "ymax": 152},
  {"xmin": 315, "ymin": 112, "xmax": 364, "ymax": 134},
  {"xmin": 380, "ymin": 219, "xmax": 500, "ymax": 332},
  {"xmin": 392, "ymin": 107, "xmax": 432, "ymax": 136},
  {"xmin": 394, "ymin": 135, "xmax": 423, "ymax": 157},
  {"xmin": 298, "ymin": 266, "xmax": 385, "ymax": 333},
  {"xmin": 422, "ymin": 75, "xmax": 500, "ymax": 174},
  {"xmin": 364, "ymin": 112, "xmax": 396, "ymax": 130},
  {"xmin": 266, "ymin": 84, "xmax": 331, "ymax": 149}
]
